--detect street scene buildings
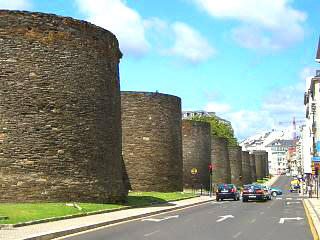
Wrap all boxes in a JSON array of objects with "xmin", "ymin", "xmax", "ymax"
[{"xmin": 1, "ymin": 3, "xmax": 320, "ymax": 240}]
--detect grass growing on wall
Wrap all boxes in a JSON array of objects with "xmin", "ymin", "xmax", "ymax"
[{"xmin": 0, "ymin": 192, "xmax": 195, "ymax": 225}]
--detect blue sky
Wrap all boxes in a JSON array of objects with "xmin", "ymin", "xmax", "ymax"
[{"xmin": 1, "ymin": 0, "xmax": 319, "ymax": 140}]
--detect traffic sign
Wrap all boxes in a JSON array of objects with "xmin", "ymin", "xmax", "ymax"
[{"xmin": 191, "ymin": 168, "xmax": 198, "ymax": 175}]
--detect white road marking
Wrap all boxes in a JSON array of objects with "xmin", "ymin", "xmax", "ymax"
[
  {"xmin": 286, "ymin": 198, "xmax": 293, "ymax": 200},
  {"xmin": 297, "ymin": 198, "xmax": 303, "ymax": 200},
  {"xmin": 260, "ymin": 212, "xmax": 265, "ymax": 215},
  {"xmin": 144, "ymin": 230, "xmax": 160, "ymax": 237},
  {"xmin": 142, "ymin": 215, "xmax": 179, "ymax": 222},
  {"xmin": 286, "ymin": 202, "xmax": 301, "ymax": 205},
  {"xmin": 233, "ymin": 232, "xmax": 242, "ymax": 238},
  {"xmin": 216, "ymin": 215, "xmax": 234, "ymax": 222},
  {"xmin": 250, "ymin": 219, "xmax": 256, "ymax": 223},
  {"xmin": 279, "ymin": 217, "xmax": 303, "ymax": 224},
  {"xmin": 276, "ymin": 197, "xmax": 282, "ymax": 200}
]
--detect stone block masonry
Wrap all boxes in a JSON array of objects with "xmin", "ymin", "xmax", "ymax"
[
  {"xmin": 211, "ymin": 137, "xmax": 231, "ymax": 188},
  {"xmin": 249, "ymin": 153, "xmax": 257, "ymax": 182},
  {"xmin": 241, "ymin": 151, "xmax": 251, "ymax": 184},
  {"xmin": 0, "ymin": 10, "xmax": 127, "ymax": 203},
  {"xmin": 182, "ymin": 120, "xmax": 211, "ymax": 190},
  {"xmin": 121, "ymin": 92, "xmax": 183, "ymax": 192},
  {"xmin": 228, "ymin": 146, "xmax": 243, "ymax": 186}
]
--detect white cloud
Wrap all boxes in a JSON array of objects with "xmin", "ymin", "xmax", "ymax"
[
  {"xmin": 75, "ymin": 0, "xmax": 150, "ymax": 57},
  {"xmin": 205, "ymin": 102, "xmax": 231, "ymax": 114},
  {"xmin": 202, "ymin": 73, "xmax": 305, "ymax": 141},
  {"xmin": 0, "ymin": 0, "xmax": 32, "ymax": 10},
  {"xmin": 162, "ymin": 22, "xmax": 215, "ymax": 63},
  {"xmin": 191, "ymin": 0, "xmax": 306, "ymax": 50},
  {"xmin": 75, "ymin": 1, "xmax": 214, "ymax": 63}
]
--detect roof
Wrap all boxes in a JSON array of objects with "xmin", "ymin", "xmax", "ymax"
[{"xmin": 265, "ymin": 139, "xmax": 295, "ymax": 148}]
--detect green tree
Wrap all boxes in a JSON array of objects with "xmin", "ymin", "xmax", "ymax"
[{"xmin": 190, "ymin": 115, "xmax": 238, "ymax": 146}]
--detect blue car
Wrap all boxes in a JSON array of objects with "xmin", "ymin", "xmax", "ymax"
[{"xmin": 270, "ymin": 187, "xmax": 282, "ymax": 197}]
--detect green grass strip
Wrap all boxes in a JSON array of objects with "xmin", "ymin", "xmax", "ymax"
[{"xmin": 0, "ymin": 192, "xmax": 195, "ymax": 224}]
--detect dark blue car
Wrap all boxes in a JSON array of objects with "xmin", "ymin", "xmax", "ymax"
[{"xmin": 270, "ymin": 187, "xmax": 282, "ymax": 197}]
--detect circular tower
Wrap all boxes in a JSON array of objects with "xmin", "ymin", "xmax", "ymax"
[
  {"xmin": 228, "ymin": 146, "xmax": 243, "ymax": 186},
  {"xmin": 254, "ymin": 153, "xmax": 264, "ymax": 179},
  {"xmin": 241, "ymin": 151, "xmax": 251, "ymax": 184},
  {"xmin": 0, "ymin": 11, "xmax": 126, "ymax": 202},
  {"xmin": 211, "ymin": 137, "xmax": 231, "ymax": 187},
  {"xmin": 121, "ymin": 91, "xmax": 183, "ymax": 192},
  {"xmin": 182, "ymin": 120, "xmax": 211, "ymax": 190},
  {"xmin": 249, "ymin": 153, "xmax": 257, "ymax": 182}
]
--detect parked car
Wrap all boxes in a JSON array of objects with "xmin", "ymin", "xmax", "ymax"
[
  {"xmin": 242, "ymin": 184, "xmax": 267, "ymax": 202},
  {"xmin": 270, "ymin": 187, "xmax": 283, "ymax": 197},
  {"xmin": 216, "ymin": 184, "xmax": 240, "ymax": 201},
  {"xmin": 262, "ymin": 185, "xmax": 272, "ymax": 200}
]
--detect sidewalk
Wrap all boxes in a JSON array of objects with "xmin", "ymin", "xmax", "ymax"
[
  {"xmin": 0, "ymin": 196, "xmax": 214, "ymax": 240},
  {"xmin": 304, "ymin": 195, "xmax": 320, "ymax": 239}
]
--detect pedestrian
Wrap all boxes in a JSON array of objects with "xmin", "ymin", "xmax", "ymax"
[{"xmin": 308, "ymin": 185, "xmax": 312, "ymax": 198}]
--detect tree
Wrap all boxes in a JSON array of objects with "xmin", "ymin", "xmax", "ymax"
[{"xmin": 190, "ymin": 115, "xmax": 238, "ymax": 146}]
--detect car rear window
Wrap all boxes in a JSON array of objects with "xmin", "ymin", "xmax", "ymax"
[
  {"xmin": 218, "ymin": 184, "xmax": 234, "ymax": 190},
  {"xmin": 244, "ymin": 185, "xmax": 262, "ymax": 190}
]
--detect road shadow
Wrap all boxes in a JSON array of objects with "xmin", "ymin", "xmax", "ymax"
[{"xmin": 126, "ymin": 196, "xmax": 177, "ymax": 207}]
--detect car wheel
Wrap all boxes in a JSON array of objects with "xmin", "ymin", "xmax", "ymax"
[
  {"xmin": 216, "ymin": 198, "xmax": 219, "ymax": 201},
  {"xmin": 272, "ymin": 192, "xmax": 277, "ymax": 197},
  {"xmin": 242, "ymin": 198, "xmax": 248, "ymax": 202}
]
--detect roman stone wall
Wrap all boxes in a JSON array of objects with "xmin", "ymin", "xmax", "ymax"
[
  {"xmin": 228, "ymin": 146, "xmax": 242, "ymax": 186},
  {"xmin": 211, "ymin": 137, "xmax": 231, "ymax": 187},
  {"xmin": 241, "ymin": 151, "xmax": 251, "ymax": 184},
  {"xmin": 249, "ymin": 154, "xmax": 257, "ymax": 182},
  {"xmin": 0, "ymin": 11, "xmax": 126, "ymax": 202},
  {"xmin": 264, "ymin": 152, "xmax": 269, "ymax": 176},
  {"xmin": 254, "ymin": 151, "xmax": 268, "ymax": 179},
  {"xmin": 254, "ymin": 154, "xmax": 264, "ymax": 179},
  {"xmin": 182, "ymin": 120, "xmax": 211, "ymax": 190},
  {"xmin": 121, "ymin": 92, "xmax": 183, "ymax": 192}
]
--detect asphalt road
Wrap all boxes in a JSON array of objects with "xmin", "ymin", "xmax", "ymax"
[{"xmin": 56, "ymin": 176, "xmax": 313, "ymax": 240}]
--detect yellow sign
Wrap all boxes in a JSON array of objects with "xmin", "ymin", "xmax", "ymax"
[{"xmin": 191, "ymin": 168, "xmax": 198, "ymax": 175}]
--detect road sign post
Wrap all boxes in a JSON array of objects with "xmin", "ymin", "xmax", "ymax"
[{"xmin": 209, "ymin": 163, "xmax": 213, "ymax": 197}]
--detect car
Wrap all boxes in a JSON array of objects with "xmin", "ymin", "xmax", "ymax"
[
  {"xmin": 242, "ymin": 184, "xmax": 267, "ymax": 202},
  {"xmin": 216, "ymin": 184, "xmax": 240, "ymax": 201},
  {"xmin": 262, "ymin": 185, "xmax": 272, "ymax": 200},
  {"xmin": 270, "ymin": 187, "xmax": 283, "ymax": 197}
]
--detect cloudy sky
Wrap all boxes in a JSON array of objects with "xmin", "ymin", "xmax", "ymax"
[{"xmin": 1, "ymin": 0, "xmax": 319, "ymax": 140}]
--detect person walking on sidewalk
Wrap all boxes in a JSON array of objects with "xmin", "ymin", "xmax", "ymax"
[{"xmin": 308, "ymin": 185, "xmax": 313, "ymax": 198}]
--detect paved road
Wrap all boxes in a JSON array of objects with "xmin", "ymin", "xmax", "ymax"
[{"xmin": 56, "ymin": 176, "xmax": 313, "ymax": 240}]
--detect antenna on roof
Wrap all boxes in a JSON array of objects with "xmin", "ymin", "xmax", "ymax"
[{"xmin": 316, "ymin": 35, "xmax": 320, "ymax": 63}]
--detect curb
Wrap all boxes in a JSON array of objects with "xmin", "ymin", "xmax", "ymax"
[
  {"xmin": 0, "ymin": 196, "xmax": 198, "ymax": 230},
  {"xmin": 304, "ymin": 199, "xmax": 320, "ymax": 240},
  {"xmin": 19, "ymin": 198, "xmax": 215, "ymax": 240}
]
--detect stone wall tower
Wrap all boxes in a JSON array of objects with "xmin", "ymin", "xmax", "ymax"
[
  {"xmin": 121, "ymin": 91, "xmax": 183, "ymax": 192},
  {"xmin": 228, "ymin": 146, "xmax": 243, "ymax": 186},
  {"xmin": 241, "ymin": 151, "xmax": 251, "ymax": 184},
  {"xmin": 211, "ymin": 137, "xmax": 231, "ymax": 187},
  {"xmin": 0, "ymin": 11, "xmax": 126, "ymax": 203},
  {"xmin": 182, "ymin": 120, "xmax": 211, "ymax": 190}
]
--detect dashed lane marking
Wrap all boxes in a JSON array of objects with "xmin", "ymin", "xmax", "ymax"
[
  {"xmin": 144, "ymin": 230, "xmax": 160, "ymax": 237},
  {"xmin": 232, "ymin": 232, "xmax": 242, "ymax": 238},
  {"xmin": 250, "ymin": 219, "xmax": 256, "ymax": 223}
]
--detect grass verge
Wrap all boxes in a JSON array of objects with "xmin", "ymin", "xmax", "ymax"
[{"xmin": 0, "ymin": 192, "xmax": 195, "ymax": 225}]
